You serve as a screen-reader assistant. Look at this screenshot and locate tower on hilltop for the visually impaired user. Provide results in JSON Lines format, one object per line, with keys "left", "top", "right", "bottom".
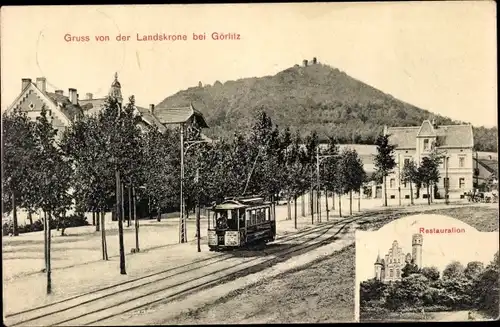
{"left": 412, "top": 233, "right": 423, "bottom": 268}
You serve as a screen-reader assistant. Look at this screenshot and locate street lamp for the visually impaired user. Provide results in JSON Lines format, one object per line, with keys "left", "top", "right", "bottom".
{"left": 179, "top": 138, "right": 212, "bottom": 244}
{"left": 444, "top": 156, "right": 450, "bottom": 205}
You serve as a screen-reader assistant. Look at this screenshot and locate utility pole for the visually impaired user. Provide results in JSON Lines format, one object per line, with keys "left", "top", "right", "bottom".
{"left": 179, "top": 124, "right": 186, "bottom": 243}
{"left": 115, "top": 102, "right": 126, "bottom": 275}
{"left": 398, "top": 154, "right": 402, "bottom": 206}
{"left": 195, "top": 168, "right": 201, "bottom": 252}
{"left": 45, "top": 211, "right": 52, "bottom": 294}
{"left": 133, "top": 187, "right": 139, "bottom": 252}
{"left": 445, "top": 156, "right": 449, "bottom": 205}
{"left": 316, "top": 146, "right": 321, "bottom": 223}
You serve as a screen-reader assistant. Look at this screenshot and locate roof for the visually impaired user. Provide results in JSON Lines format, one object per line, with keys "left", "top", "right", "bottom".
{"left": 387, "top": 121, "right": 474, "bottom": 149}
{"left": 154, "top": 103, "right": 209, "bottom": 128}
{"left": 135, "top": 106, "right": 167, "bottom": 133}
{"left": 45, "top": 92, "right": 84, "bottom": 121}
{"left": 79, "top": 98, "right": 107, "bottom": 116}
{"left": 474, "top": 158, "right": 498, "bottom": 176}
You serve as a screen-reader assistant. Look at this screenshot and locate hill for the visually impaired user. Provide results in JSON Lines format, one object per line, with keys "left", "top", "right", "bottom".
{"left": 157, "top": 61, "right": 498, "bottom": 151}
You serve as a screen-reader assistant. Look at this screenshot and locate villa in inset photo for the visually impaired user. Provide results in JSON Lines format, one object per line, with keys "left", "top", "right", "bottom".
{"left": 355, "top": 214, "right": 499, "bottom": 322}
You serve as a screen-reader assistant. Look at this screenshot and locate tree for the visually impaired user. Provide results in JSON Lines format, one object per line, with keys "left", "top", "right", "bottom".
{"left": 475, "top": 251, "right": 499, "bottom": 317}
{"left": 464, "top": 261, "right": 485, "bottom": 280}
{"left": 323, "top": 136, "right": 340, "bottom": 215}
{"left": 304, "top": 131, "right": 319, "bottom": 221}
{"left": 338, "top": 148, "right": 366, "bottom": 215}
{"left": 421, "top": 266, "right": 440, "bottom": 281}
{"left": 32, "top": 105, "right": 73, "bottom": 294}
{"left": 402, "top": 259, "right": 421, "bottom": 278}
{"left": 442, "top": 260, "right": 465, "bottom": 279}
{"left": 1, "top": 110, "right": 38, "bottom": 235}
{"left": 418, "top": 156, "right": 441, "bottom": 205}
{"left": 401, "top": 160, "right": 419, "bottom": 205}
{"left": 374, "top": 133, "right": 396, "bottom": 206}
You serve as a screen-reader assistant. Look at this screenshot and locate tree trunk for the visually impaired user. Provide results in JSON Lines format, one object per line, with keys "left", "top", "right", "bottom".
{"left": 60, "top": 212, "right": 66, "bottom": 236}
{"left": 325, "top": 189, "right": 329, "bottom": 221}
{"left": 101, "top": 211, "right": 108, "bottom": 260}
{"left": 410, "top": 182, "right": 414, "bottom": 205}
{"left": 128, "top": 186, "right": 132, "bottom": 228}
{"left": 157, "top": 207, "right": 161, "bottom": 222}
{"left": 332, "top": 191, "right": 335, "bottom": 211}
{"left": 301, "top": 193, "right": 305, "bottom": 217}
{"left": 92, "top": 211, "right": 96, "bottom": 226}
{"left": 427, "top": 185, "right": 431, "bottom": 205}
{"left": 349, "top": 190, "right": 353, "bottom": 216}
{"left": 28, "top": 210, "right": 34, "bottom": 227}
{"left": 383, "top": 175, "right": 388, "bottom": 207}
{"left": 96, "top": 209, "right": 101, "bottom": 232}
{"left": 121, "top": 182, "right": 125, "bottom": 226}
{"left": 196, "top": 202, "right": 201, "bottom": 252}
{"left": 338, "top": 193, "right": 342, "bottom": 217}
{"left": 358, "top": 188, "right": 361, "bottom": 212}
{"left": 133, "top": 187, "right": 139, "bottom": 252}
{"left": 294, "top": 195, "right": 298, "bottom": 229}
{"left": 46, "top": 211, "right": 52, "bottom": 294}
{"left": 116, "top": 172, "right": 126, "bottom": 275}
{"left": 310, "top": 191, "right": 314, "bottom": 224}
{"left": 43, "top": 211, "right": 47, "bottom": 272}
{"left": 12, "top": 192, "right": 19, "bottom": 236}
{"left": 416, "top": 186, "right": 420, "bottom": 199}
{"left": 287, "top": 198, "right": 291, "bottom": 220}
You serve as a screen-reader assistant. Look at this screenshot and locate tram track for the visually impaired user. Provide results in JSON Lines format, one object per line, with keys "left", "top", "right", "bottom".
{"left": 5, "top": 214, "right": 369, "bottom": 327}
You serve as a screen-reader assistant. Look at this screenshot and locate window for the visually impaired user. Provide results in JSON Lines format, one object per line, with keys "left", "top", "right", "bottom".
{"left": 389, "top": 269, "right": 393, "bottom": 277}
{"left": 390, "top": 179, "right": 395, "bottom": 188}
{"left": 423, "top": 139, "right": 429, "bottom": 150}
{"left": 459, "top": 156, "right": 465, "bottom": 168}
{"left": 403, "top": 180, "right": 407, "bottom": 188}
{"left": 397, "top": 270, "right": 401, "bottom": 278}
{"left": 443, "top": 177, "right": 449, "bottom": 189}
{"left": 459, "top": 178, "right": 465, "bottom": 189}
{"left": 404, "top": 158, "right": 410, "bottom": 166}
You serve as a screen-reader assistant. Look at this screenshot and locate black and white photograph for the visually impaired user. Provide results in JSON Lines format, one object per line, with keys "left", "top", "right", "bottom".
{"left": 1, "top": 2, "right": 498, "bottom": 325}
{"left": 355, "top": 214, "right": 499, "bottom": 322}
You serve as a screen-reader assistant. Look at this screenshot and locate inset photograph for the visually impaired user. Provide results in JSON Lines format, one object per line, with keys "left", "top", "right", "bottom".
{"left": 355, "top": 214, "right": 499, "bottom": 322}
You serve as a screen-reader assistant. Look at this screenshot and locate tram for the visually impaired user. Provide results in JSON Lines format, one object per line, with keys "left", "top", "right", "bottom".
{"left": 207, "top": 196, "right": 276, "bottom": 251}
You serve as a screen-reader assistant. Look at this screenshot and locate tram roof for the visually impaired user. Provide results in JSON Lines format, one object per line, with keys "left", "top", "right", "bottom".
{"left": 212, "top": 197, "right": 269, "bottom": 210}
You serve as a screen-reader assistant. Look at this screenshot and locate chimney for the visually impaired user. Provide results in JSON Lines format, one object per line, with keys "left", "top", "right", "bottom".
{"left": 149, "top": 104, "right": 155, "bottom": 115}
{"left": 55, "top": 90, "right": 64, "bottom": 95}
{"left": 21, "top": 78, "right": 32, "bottom": 91}
{"left": 312, "top": 57, "right": 317, "bottom": 64}
{"left": 68, "top": 88, "right": 78, "bottom": 105}
{"left": 36, "top": 77, "right": 47, "bottom": 93}
{"left": 86, "top": 93, "right": 93, "bottom": 100}
{"left": 431, "top": 118, "right": 437, "bottom": 129}
{"left": 303, "top": 59, "right": 308, "bottom": 67}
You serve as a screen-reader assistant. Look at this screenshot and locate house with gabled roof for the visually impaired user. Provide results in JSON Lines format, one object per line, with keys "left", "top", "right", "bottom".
{"left": 5, "top": 73, "right": 167, "bottom": 137}
{"left": 386, "top": 119, "right": 474, "bottom": 200}
{"left": 154, "top": 103, "right": 211, "bottom": 142}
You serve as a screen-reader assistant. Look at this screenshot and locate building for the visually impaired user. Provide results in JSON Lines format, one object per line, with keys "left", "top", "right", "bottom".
{"left": 5, "top": 73, "right": 166, "bottom": 136}
{"left": 386, "top": 120, "right": 474, "bottom": 200}
{"left": 3, "top": 73, "right": 169, "bottom": 226}
{"left": 374, "top": 233, "right": 423, "bottom": 283}
{"left": 473, "top": 156, "right": 498, "bottom": 191}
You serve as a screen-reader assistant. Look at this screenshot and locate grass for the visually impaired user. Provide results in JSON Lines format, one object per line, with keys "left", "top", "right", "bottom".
{"left": 357, "top": 204, "right": 498, "bottom": 232}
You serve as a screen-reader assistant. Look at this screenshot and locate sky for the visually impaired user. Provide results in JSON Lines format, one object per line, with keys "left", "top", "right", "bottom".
{"left": 1, "top": 2, "right": 497, "bottom": 127}
{"left": 355, "top": 214, "right": 499, "bottom": 283}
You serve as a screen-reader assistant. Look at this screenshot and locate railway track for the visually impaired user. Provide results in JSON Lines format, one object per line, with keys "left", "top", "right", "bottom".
{"left": 5, "top": 213, "right": 372, "bottom": 327}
